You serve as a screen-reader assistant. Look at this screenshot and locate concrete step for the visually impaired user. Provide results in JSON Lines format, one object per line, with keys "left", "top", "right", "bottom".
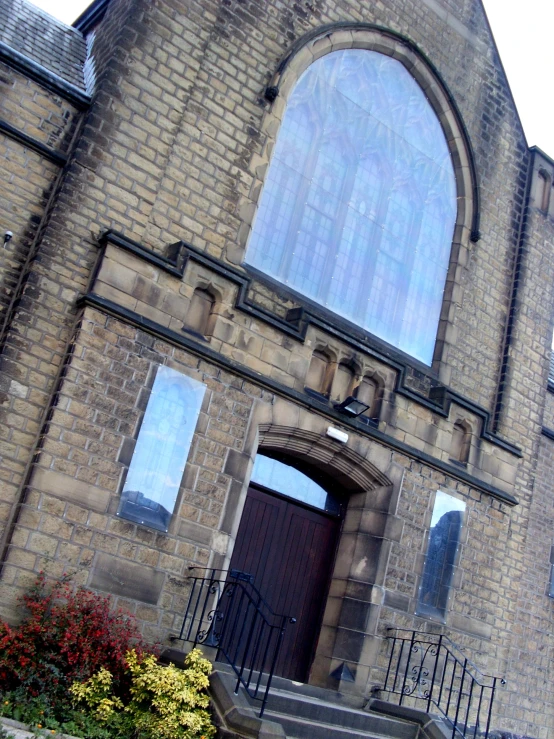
{"left": 261, "top": 689, "right": 417, "bottom": 739}
{"left": 210, "top": 665, "right": 427, "bottom": 739}
{"left": 263, "top": 709, "right": 415, "bottom": 739}
{"left": 259, "top": 674, "right": 364, "bottom": 709}
{"left": 213, "top": 662, "right": 364, "bottom": 709}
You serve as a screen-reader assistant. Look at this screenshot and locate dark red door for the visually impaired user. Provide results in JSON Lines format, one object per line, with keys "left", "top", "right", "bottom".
{"left": 228, "top": 485, "right": 341, "bottom": 682}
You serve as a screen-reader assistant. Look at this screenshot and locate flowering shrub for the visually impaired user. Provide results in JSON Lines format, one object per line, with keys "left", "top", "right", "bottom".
{"left": 0, "top": 574, "right": 148, "bottom": 704}
{"left": 69, "top": 667, "right": 124, "bottom": 722}
{"left": 0, "top": 577, "right": 215, "bottom": 739}
{"left": 70, "top": 648, "right": 216, "bottom": 739}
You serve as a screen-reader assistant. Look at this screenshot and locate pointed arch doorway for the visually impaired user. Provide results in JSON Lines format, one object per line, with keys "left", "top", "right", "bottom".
{"left": 228, "top": 452, "right": 344, "bottom": 682}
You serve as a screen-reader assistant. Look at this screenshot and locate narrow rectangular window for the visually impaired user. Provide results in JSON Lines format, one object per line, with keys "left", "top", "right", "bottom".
{"left": 118, "top": 366, "right": 206, "bottom": 532}
{"left": 417, "top": 491, "right": 466, "bottom": 621}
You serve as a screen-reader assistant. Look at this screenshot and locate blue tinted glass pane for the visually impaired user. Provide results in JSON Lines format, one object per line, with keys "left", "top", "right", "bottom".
{"left": 417, "top": 491, "right": 466, "bottom": 620}
{"left": 245, "top": 49, "right": 457, "bottom": 364}
{"left": 118, "top": 366, "right": 206, "bottom": 532}
{"left": 250, "top": 454, "right": 340, "bottom": 515}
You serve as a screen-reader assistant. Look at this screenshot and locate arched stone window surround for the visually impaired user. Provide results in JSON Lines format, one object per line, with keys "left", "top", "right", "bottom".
{"left": 305, "top": 344, "right": 337, "bottom": 397}
{"left": 355, "top": 370, "right": 385, "bottom": 422}
{"left": 538, "top": 168, "right": 552, "bottom": 214}
{"left": 450, "top": 418, "right": 473, "bottom": 465}
{"left": 331, "top": 358, "right": 361, "bottom": 402}
{"left": 232, "top": 25, "right": 478, "bottom": 378}
{"left": 257, "top": 425, "right": 391, "bottom": 490}
{"left": 183, "top": 281, "right": 221, "bottom": 338}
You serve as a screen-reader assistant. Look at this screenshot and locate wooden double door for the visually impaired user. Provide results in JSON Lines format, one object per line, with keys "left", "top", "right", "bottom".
{"left": 228, "top": 485, "right": 341, "bottom": 682}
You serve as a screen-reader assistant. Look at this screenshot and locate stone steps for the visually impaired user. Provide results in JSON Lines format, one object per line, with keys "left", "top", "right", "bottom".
{"left": 258, "top": 687, "right": 418, "bottom": 739}
{"left": 263, "top": 710, "right": 410, "bottom": 739}
{"left": 210, "top": 665, "right": 448, "bottom": 739}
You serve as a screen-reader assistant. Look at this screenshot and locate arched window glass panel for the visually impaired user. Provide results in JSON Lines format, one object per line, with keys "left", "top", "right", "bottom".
{"left": 245, "top": 50, "right": 457, "bottom": 365}
{"left": 118, "top": 366, "right": 206, "bottom": 532}
{"left": 251, "top": 453, "right": 341, "bottom": 515}
{"left": 417, "top": 491, "right": 466, "bottom": 620}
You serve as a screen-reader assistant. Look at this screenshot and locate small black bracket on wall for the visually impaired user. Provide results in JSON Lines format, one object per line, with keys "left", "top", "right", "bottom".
{"left": 264, "top": 86, "right": 279, "bottom": 102}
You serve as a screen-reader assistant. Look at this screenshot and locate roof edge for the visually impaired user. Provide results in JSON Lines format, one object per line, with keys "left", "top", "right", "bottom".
{"left": 0, "top": 39, "right": 91, "bottom": 107}
{"left": 530, "top": 145, "right": 554, "bottom": 169}
{"left": 73, "top": 0, "right": 110, "bottom": 35}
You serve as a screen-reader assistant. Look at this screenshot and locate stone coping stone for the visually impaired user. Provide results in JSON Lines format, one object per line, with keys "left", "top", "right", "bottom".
{"left": 209, "top": 670, "right": 286, "bottom": 739}
{"left": 369, "top": 699, "right": 451, "bottom": 739}
{"left": 0, "top": 716, "right": 79, "bottom": 739}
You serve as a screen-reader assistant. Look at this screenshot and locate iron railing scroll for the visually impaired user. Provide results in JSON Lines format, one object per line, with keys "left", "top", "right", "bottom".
{"left": 171, "top": 567, "right": 296, "bottom": 717}
{"left": 383, "top": 628, "right": 505, "bottom": 739}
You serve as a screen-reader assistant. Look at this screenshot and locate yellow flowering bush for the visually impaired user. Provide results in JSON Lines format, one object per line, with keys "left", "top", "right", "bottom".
{"left": 125, "top": 648, "right": 215, "bottom": 739}
{"left": 70, "top": 648, "right": 216, "bottom": 739}
{"left": 69, "top": 667, "right": 123, "bottom": 721}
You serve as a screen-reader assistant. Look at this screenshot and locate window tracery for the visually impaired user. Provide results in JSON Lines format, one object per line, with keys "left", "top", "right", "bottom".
{"left": 245, "top": 49, "right": 457, "bottom": 364}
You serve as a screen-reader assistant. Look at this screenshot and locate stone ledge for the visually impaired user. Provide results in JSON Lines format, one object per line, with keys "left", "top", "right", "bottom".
{"left": 0, "top": 717, "right": 78, "bottom": 739}
{"left": 368, "top": 699, "right": 451, "bottom": 739}
{"left": 79, "top": 294, "right": 520, "bottom": 508}
{"left": 29, "top": 467, "right": 111, "bottom": 512}
{"left": 209, "top": 670, "right": 286, "bottom": 739}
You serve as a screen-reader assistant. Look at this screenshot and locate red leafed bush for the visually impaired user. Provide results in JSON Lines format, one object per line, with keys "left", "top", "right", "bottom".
{"left": 0, "top": 573, "right": 149, "bottom": 701}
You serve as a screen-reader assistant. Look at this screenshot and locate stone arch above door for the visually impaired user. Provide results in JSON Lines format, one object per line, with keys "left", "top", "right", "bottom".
{"left": 219, "top": 397, "right": 405, "bottom": 695}
{"left": 258, "top": 425, "right": 391, "bottom": 493}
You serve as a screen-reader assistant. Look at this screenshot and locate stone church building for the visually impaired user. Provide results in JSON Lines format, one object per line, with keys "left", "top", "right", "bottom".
{"left": 1, "top": 0, "right": 554, "bottom": 735}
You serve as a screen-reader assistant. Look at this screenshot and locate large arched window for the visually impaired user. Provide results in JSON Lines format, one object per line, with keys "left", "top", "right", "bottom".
{"left": 245, "top": 50, "right": 457, "bottom": 365}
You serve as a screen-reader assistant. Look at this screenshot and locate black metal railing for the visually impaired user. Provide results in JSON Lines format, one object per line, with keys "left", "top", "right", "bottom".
{"left": 171, "top": 567, "right": 296, "bottom": 717}
{"left": 383, "top": 629, "right": 505, "bottom": 739}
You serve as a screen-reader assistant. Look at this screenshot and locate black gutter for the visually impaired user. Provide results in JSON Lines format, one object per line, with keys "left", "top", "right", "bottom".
{"left": 493, "top": 149, "right": 534, "bottom": 431}
{"left": 0, "top": 118, "right": 68, "bottom": 166}
{"left": 73, "top": 0, "right": 110, "bottom": 35}
{"left": 0, "top": 41, "right": 91, "bottom": 109}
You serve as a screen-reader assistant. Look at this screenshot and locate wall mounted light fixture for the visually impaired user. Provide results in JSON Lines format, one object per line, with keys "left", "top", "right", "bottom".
{"left": 334, "top": 396, "right": 370, "bottom": 418}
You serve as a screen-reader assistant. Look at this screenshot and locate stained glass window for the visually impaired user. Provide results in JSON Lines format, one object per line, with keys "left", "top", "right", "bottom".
{"left": 118, "top": 366, "right": 206, "bottom": 532}
{"left": 417, "top": 491, "right": 466, "bottom": 620}
{"left": 245, "top": 50, "right": 457, "bottom": 365}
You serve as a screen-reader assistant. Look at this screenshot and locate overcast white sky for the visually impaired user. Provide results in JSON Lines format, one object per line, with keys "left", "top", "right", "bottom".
{"left": 28, "top": 0, "right": 554, "bottom": 158}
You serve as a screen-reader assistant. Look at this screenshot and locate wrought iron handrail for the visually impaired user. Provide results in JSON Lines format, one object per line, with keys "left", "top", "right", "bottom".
{"left": 382, "top": 628, "right": 505, "bottom": 739}
{"left": 171, "top": 567, "right": 296, "bottom": 717}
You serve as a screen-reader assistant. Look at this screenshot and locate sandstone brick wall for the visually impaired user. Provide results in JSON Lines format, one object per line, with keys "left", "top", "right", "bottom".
{"left": 543, "top": 391, "right": 554, "bottom": 428}
{"left": 0, "top": 62, "right": 80, "bottom": 320}
{"left": 1, "top": 0, "right": 554, "bottom": 736}
{"left": 511, "top": 432, "right": 554, "bottom": 736}
{"left": 1, "top": 0, "right": 528, "bottom": 534}
{"left": 1, "top": 305, "right": 268, "bottom": 638}
{"left": 494, "top": 155, "right": 554, "bottom": 737}
{"left": 3, "top": 292, "right": 530, "bottom": 730}
{"left": 0, "top": 296, "right": 514, "bottom": 672}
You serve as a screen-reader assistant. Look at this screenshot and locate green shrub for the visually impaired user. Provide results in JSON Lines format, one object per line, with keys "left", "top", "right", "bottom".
{"left": 0, "top": 577, "right": 216, "bottom": 739}
{"left": 0, "top": 688, "right": 113, "bottom": 738}
{"left": 70, "top": 648, "right": 216, "bottom": 739}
